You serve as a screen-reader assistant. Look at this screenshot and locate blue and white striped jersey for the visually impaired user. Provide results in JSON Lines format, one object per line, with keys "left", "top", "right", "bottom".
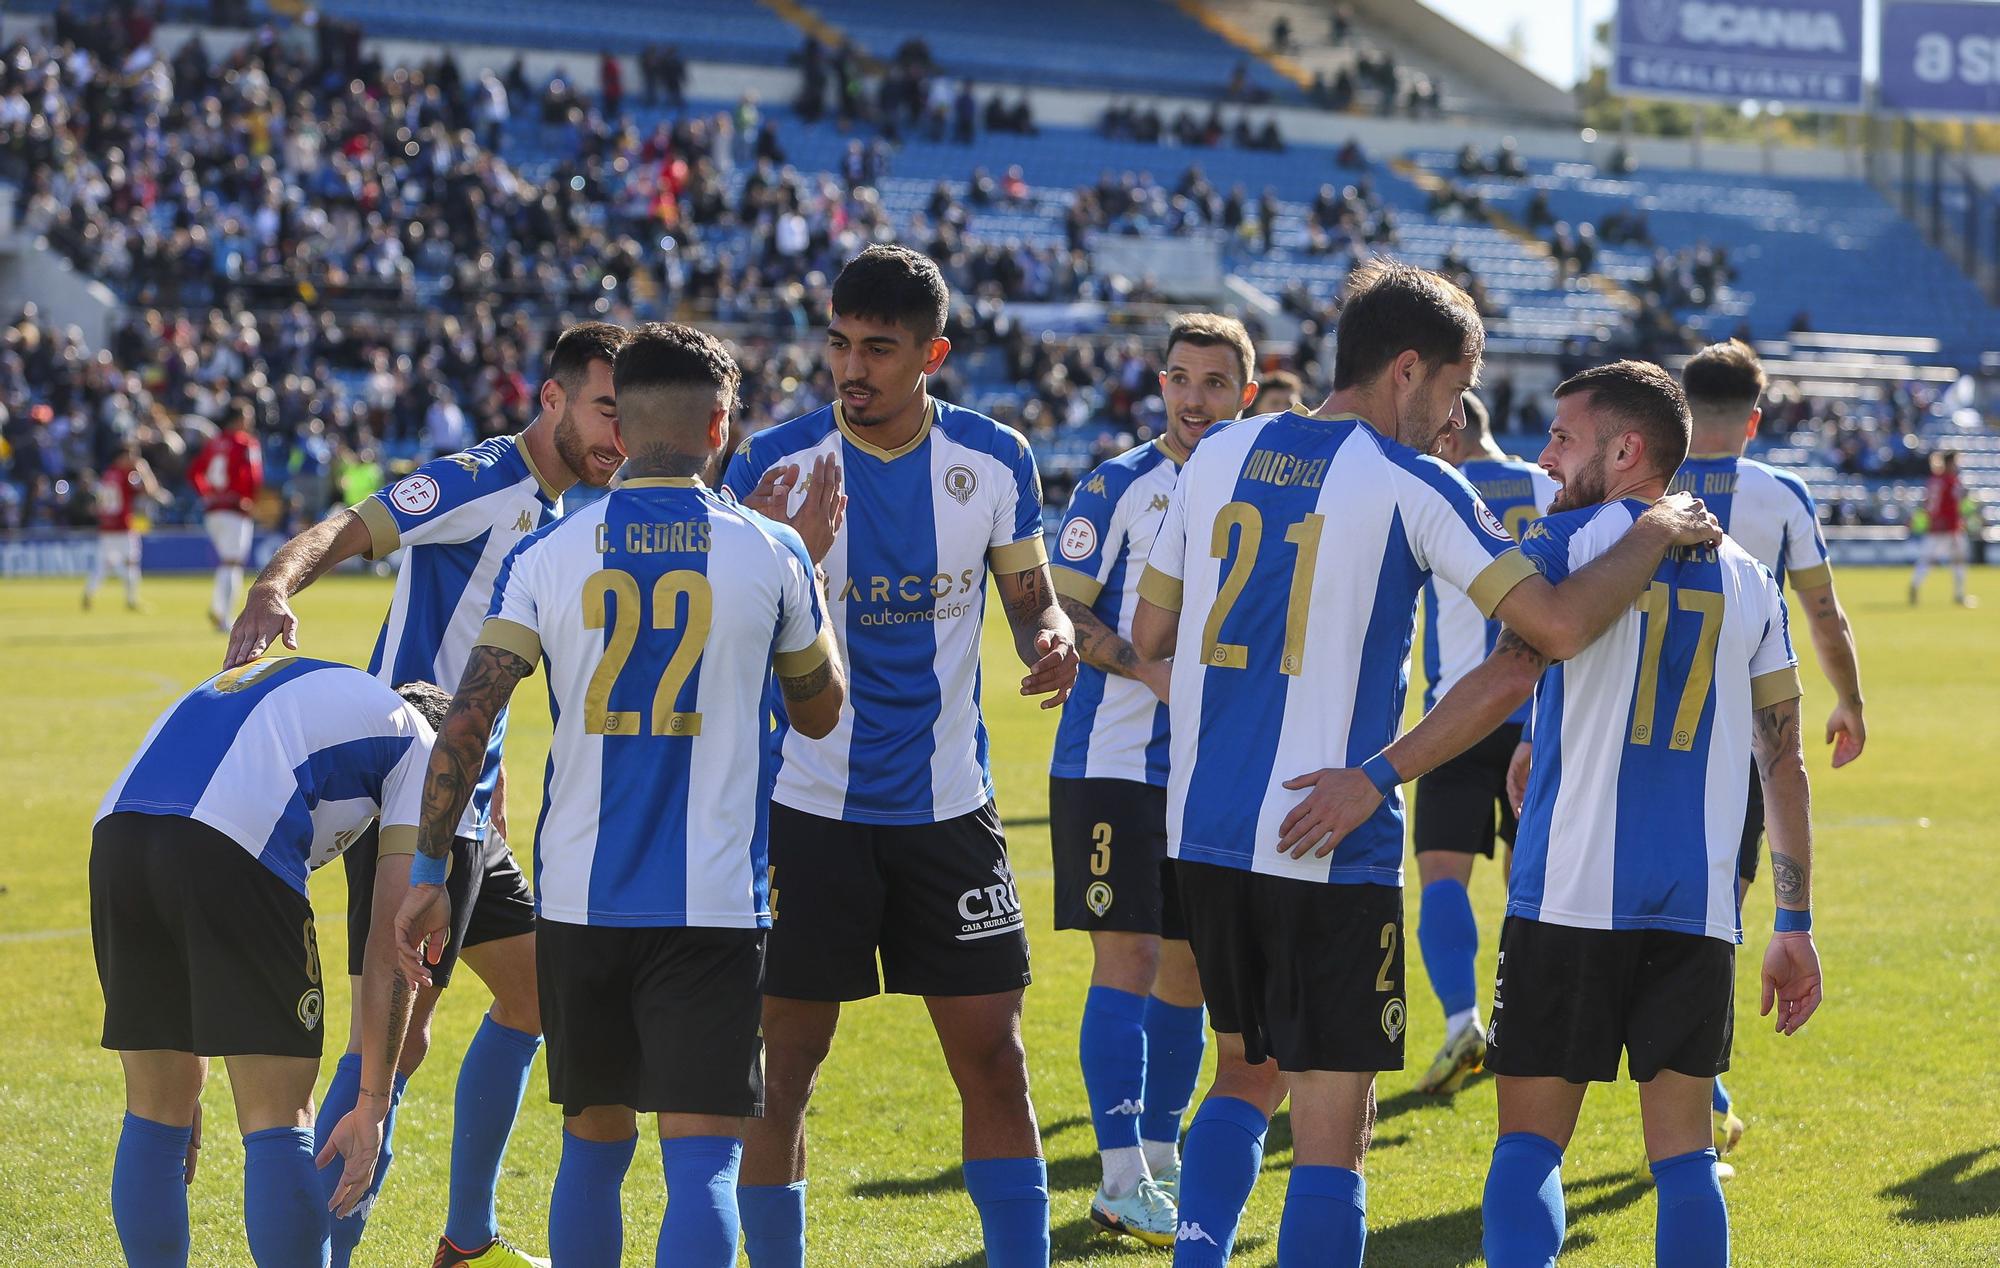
{"left": 356, "top": 434, "right": 562, "bottom": 840}
{"left": 1049, "top": 437, "right": 1186, "bottom": 786}
{"left": 1670, "top": 454, "right": 1831, "bottom": 589}
{"left": 1511, "top": 500, "right": 1800, "bottom": 943}
{"left": 722, "top": 398, "right": 1046, "bottom": 825}
{"left": 1421, "top": 458, "right": 1557, "bottom": 722}
{"left": 97, "top": 657, "right": 434, "bottom": 895}
{"left": 1141, "top": 412, "right": 1539, "bottom": 885}
{"left": 480, "top": 478, "right": 832, "bottom": 929}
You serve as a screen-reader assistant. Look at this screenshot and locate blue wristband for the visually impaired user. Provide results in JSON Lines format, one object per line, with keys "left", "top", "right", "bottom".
{"left": 410, "top": 851, "right": 449, "bottom": 887}
{"left": 1361, "top": 752, "right": 1402, "bottom": 798}
{"left": 1774, "top": 907, "right": 1812, "bottom": 933}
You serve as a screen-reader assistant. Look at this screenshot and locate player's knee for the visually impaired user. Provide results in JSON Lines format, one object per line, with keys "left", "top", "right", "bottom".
{"left": 950, "top": 1025, "right": 1031, "bottom": 1100}
{"left": 488, "top": 977, "right": 543, "bottom": 1037}
{"left": 1090, "top": 932, "right": 1161, "bottom": 993}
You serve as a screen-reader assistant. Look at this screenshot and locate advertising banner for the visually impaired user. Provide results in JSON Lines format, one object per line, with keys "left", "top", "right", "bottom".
{"left": 1613, "top": 0, "right": 1866, "bottom": 108}
{"left": 1880, "top": 1, "right": 2000, "bottom": 118}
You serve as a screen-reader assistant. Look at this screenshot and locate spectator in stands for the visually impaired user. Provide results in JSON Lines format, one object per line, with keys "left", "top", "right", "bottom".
{"left": 1338, "top": 137, "right": 1367, "bottom": 168}
{"left": 599, "top": 50, "right": 623, "bottom": 117}
{"left": 1272, "top": 16, "right": 1295, "bottom": 53}
{"left": 796, "top": 37, "right": 827, "bottom": 122}
{"left": 953, "top": 79, "right": 977, "bottom": 144}
{"left": 1250, "top": 370, "right": 1302, "bottom": 416}
{"left": 1525, "top": 189, "right": 1555, "bottom": 230}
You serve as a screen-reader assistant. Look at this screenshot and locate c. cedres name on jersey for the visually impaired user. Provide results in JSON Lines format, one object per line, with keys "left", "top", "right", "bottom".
{"left": 594, "top": 519, "right": 714, "bottom": 554}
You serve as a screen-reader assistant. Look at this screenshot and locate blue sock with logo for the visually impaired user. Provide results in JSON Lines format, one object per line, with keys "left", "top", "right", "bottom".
{"left": 549, "top": 1131, "right": 636, "bottom": 1267}
{"left": 1278, "top": 1166, "right": 1366, "bottom": 1268}
{"left": 659, "top": 1136, "right": 744, "bottom": 1267}
{"left": 1652, "top": 1147, "right": 1728, "bottom": 1267}
{"left": 1711, "top": 1077, "right": 1731, "bottom": 1116}
{"left": 1140, "top": 996, "right": 1206, "bottom": 1167}
{"left": 737, "top": 1181, "right": 808, "bottom": 1268}
{"left": 1483, "top": 1132, "right": 1565, "bottom": 1268}
{"left": 324, "top": 1067, "right": 410, "bottom": 1266}
{"left": 112, "top": 1113, "right": 192, "bottom": 1268}
{"left": 962, "top": 1156, "right": 1050, "bottom": 1268}
{"left": 444, "top": 1015, "right": 542, "bottom": 1249}
{"left": 1418, "top": 878, "right": 1479, "bottom": 1019}
{"left": 243, "top": 1126, "right": 328, "bottom": 1267}
{"left": 1173, "top": 1095, "right": 1269, "bottom": 1267}
{"left": 1081, "top": 986, "right": 1147, "bottom": 1154}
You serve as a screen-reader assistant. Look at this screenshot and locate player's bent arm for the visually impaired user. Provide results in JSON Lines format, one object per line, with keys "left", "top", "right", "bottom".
{"left": 226, "top": 508, "right": 374, "bottom": 667}
{"left": 418, "top": 645, "right": 532, "bottom": 864}
{"left": 997, "top": 562, "right": 1081, "bottom": 707}
{"left": 321, "top": 848, "right": 420, "bottom": 1215}
{"left": 1795, "top": 578, "right": 1866, "bottom": 764}
{"left": 777, "top": 633, "right": 847, "bottom": 740}
{"left": 1493, "top": 496, "right": 1714, "bottom": 661}
{"left": 1383, "top": 629, "right": 1547, "bottom": 783}
{"left": 1130, "top": 566, "right": 1182, "bottom": 661}
{"left": 1750, "top": 687, "right": 1823, "bottom": 1035}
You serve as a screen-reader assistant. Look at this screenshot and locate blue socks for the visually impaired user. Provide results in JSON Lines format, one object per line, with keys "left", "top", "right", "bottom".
{"left": 1141, "top": 995, "right": 1206, "bottom": 1161}
{"left": 1483, "top": 1132, "right": 1565, "bottom": 1268}
{"left": 243, "top": 1126, "right": 328, "bottom": 1267}
{"left": 314, "top": 1054, "right": 410, "bottom": 1266}
{"left": 962, "top": 1156, "right": 1050, "bottom": 1267}
{"left": 1278, "top": 1166, "right": 1366, "bottom": 1268}
{"left": 1712, "top": 1077, "right": 1732, "bottom": 1116}
{"left": 1080, "top": 986, "right": 1147, "bottom": 1151}
{"left": 549, "top": 1131, "right": 636, "bottom": 1268}
{"left": 112, "top": 1113, "right": 192, "bottom": 1268}
{"left": 1652, "top": 1147, "right": 1728, "bottom": 1267}
{"left": 659, "top": 1136, "right": 744, "bottom": 1267}
{"left": 738, "top": 1181, "right": 808, "bottom": 1268}
{"left": 445, "top": 1016, "right": 543, "bottom": 1249}
{"left": 1174, "top": 1095, "right": 1270, "bottom": 1267}
{"left": 1418, "top": 878, "right": 1480, "bottom": 1019}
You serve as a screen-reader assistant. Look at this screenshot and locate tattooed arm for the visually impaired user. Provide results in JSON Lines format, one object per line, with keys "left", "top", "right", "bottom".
{"left": 1059, "top": 593, "right": 1171, "bottom": 702}
{"left": 778, "top": 644, "right": 848, "bottom": 739}
{"left": 1795, "top": 579, "right": 1865, "bottom": 767}
{"left": 995, "top": 563, "right": 1080, "bottom": 709}
{"left": 1751, "top": 691, "right": 1823, "bottom": 1035}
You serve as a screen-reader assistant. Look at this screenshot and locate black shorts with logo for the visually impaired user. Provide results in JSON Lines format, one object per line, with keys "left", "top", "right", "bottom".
{"left": 763, "top": 800, "right": 1032, "bottom": 1001}
{"left": 1737, "top": 763, "right": 1765, "bottom": 884}
{"left": 93, "top": 812, "right": 327, "bottom": 1058}
{"left": 1484, "top": 916, "right": 1734, "bottom": 1084}
{"left": 538, "top": 920, "right": 766, "bottom": 1118}
{"left": 1050, "top": 776, "right": 1187, "bottom": 939}
{"left": 1177, "top": 860, "right": 1405, "bottom": 1073}
{"left": 344, "top": 824, "right": 537, "bottom": 987}
{"left": 1413, "top": 722, "right": 1523, "bottom": 857}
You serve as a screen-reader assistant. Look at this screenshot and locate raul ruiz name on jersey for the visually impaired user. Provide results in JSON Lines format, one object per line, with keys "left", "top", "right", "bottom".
{"left": 595, "top": 520, "right": 713, "bottom": 554}
{"left": 839, "top": 568, "right": 982, "bottom": 627}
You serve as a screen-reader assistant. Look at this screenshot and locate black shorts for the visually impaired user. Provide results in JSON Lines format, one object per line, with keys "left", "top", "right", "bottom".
{"left": 1050, "top": 777, "right": 1187, "bottom": 939}
{"left": 344, "top": 825, "right": 536, "bottom": 987}
{"left": 538, "top": 920, "right": 766, "bottom": 1118}
{"left": 92, "top": 812, "right": 327, "bottom": 1058}
{"left": 763, "top": 800, "right": 1032, "bottom": 1001}
{"left": 1484, "top": 916, "right": 1734, "bottom": 1084}
{"left": 1413, "top": 722, "right": 1523, "bottom": 857}
{"left": 1737, "top": 763, "right": 1764, "bottom": 884}
{"left": 1177, "top": 860, "right": 1405, "bottom": 1073}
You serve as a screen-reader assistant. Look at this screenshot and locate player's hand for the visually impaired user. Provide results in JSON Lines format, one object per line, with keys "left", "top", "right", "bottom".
{"left": 393, "top": 881, "right": 452, "bottom": 989}
{"left": 1022, "top": 628, "right": 1078, "bottom": 708}
{"left": 224, "top": 584, "right": 299, "bottom": 668}
{"left": 314, "top": 1103, "right": 386, "bottom": 1218}
{"left": 1760, "top": 930, "right": 1823, "bottom": 1036}
{"left": 183, "top": 1101, "right": 201, "bottom": 1186}
{"left": 1134, "top": 657, "right": 1171, "bottom": 704}
{"left": 743, "top": 457, "right": 847, "bottom": 563}
{"left": 1825, "top": 701, "right": 1865, "bottom": 768}
{"left": 1506, "top": 741, "right": 1533, "bottom": 815}
{"left": 488, "top": 765, "right": 510, "bottom": 845}
{"left": 1642, "top": 491, "right": 1723, "bottom": 548}
{"left": 1276, "top": 767, "right": 1381, "bottom": 859}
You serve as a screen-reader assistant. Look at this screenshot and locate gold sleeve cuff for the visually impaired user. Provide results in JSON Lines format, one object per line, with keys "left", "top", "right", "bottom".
{"left": 1138, "top": 565, "right": 1183, "bottom": 612}
{"left": 1051, "top": 566, "right": 1104, "bottom": 606}
{"left": 375, "top": 824, "right": 419, "bottom": 859}
{"left": 1467, "top": 550, "right": 1541, "bottom": 619}
{"left": 1788, "top": 563, "right": 1832, "bottom": 592}
{"left": 774, "top": 627, "right": 835, "bottom": 678}
{"left": 477, "top": 618, "right": 542, "bottom": 665}
{"left": 1751, "top": 666, "right": 1803, "bottom": 709}
{"left": 354, "top": 496, "right": 400, "bottom": 561}
{"left": 989, "top": 536, "right": 1049, "bottom": 575}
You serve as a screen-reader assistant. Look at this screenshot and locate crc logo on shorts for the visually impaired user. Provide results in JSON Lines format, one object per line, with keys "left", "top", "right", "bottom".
{"left": 297, "top": 988, "right": 323, "bottom": 1031}
{"left": 1476, "top": 501, "right": 1511, "bottom": 541}
{"left": 956, "top": 858, "right": 1024, "bottom": 941}
{"left": 943, "top": 465, "right": 978, "bottom": 505}
{"left": 1085, "top": 881, "right": 1114, "bottom": 917}
{"left": 1059, "top": 517, "right": 1098, "bottom": 562}
{"left": 390, "top": 474, "right": 442, "bottom": 515}
{"left": 1380, "top": 997, "right": 1406, "bottom": 1042}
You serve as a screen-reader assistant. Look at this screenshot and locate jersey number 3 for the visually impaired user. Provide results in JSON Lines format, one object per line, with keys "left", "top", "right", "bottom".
{"left": 582, "top": 568, "right": 713, "bottom": 737}
{"left": 1202, "top": 501, "right": 1326, "bottom": 676}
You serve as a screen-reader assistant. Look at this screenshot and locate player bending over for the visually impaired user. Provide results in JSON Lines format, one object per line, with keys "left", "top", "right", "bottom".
{"left": 92, "top": 659, "right": 443, "bottom": 1266}
{"left": 395, "top": 322, "right": 846, "bottom": 1268}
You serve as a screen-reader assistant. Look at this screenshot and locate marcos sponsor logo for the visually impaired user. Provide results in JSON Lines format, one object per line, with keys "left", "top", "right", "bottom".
{"left": 839, "top": 569, "right": 982, "bottom": 627}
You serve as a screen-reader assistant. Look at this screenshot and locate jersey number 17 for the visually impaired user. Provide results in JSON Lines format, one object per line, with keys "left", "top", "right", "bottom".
{"left": 1629, "top": 581, "right": 1722, "bottom": 753}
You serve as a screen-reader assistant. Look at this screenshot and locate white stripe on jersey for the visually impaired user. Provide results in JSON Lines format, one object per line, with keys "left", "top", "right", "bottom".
{"left": 1424, "top": 460, "right": 1557, "bottom": 709}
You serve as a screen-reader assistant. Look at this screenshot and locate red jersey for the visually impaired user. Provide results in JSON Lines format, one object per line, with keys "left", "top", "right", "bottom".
{"left": 95, "top": 460, "right": 141, "bottom": 532}
{"left": 192, "top": 430, "right": 263, "bottom": 514}
{"left": 1927, "top": 470, "right": 1963, "bottom": 534}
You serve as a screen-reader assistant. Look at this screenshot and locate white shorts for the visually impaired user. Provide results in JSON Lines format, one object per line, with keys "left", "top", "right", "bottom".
{"left": 98, "top": 531, "right": 139, "bottom": 571}
{"left": 1923, "top": 532, "right": 1966, "bottom": 565}
{"left": 204, "top": 510, "right": 254, "bottom": 565}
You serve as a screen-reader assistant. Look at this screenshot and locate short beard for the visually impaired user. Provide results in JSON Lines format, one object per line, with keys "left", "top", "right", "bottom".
{"left": 553, "top": 406, "right": 614, "bottom": 488}
{"left": 1548, "top": 451, "right": 1608, "bottom": 512}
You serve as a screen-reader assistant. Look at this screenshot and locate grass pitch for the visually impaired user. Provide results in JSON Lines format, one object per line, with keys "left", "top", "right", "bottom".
{"left": 1, "top": 567, "right": 1997, "bottom": 1265}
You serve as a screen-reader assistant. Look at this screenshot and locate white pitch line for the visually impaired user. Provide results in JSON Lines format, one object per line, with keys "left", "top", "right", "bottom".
{"left": 0, "top": 927, "right": 88, "bottom": 944}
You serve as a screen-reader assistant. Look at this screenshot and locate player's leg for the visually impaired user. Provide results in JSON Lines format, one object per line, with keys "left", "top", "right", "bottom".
{"left": 1413, "top": 728, "right": 1512, "bottom": 1094}
{"left": 926, "top": 990, "right": 1049, "bottom": 1266}
{"left": 83, "top": 533, "right": 108, "bottom": 609}
{"left": 541, "top": 920, "right": 644, "bottom": 1267}
{"left": 1141, "top": 930, "right": 1206, "bottom": 1191}
{"left": 1485, "top": 1076, "right": 1589, "bottom": 1268}
{"left": 204, "top": 511, "right": 240, "bottom": 629}
{"left": 1630, "top": 930, "right": 1737, "bottom": 1265}
{"left": 226, "top": 1053, "right": 329, "bottom": 1268}
{"left": 658, "top": 1114, "right": 750, "bottom": 1268}
{"left": 1640, "top": 1073, "right": 1729, "bottom": 1266}
{"left": 1951, "top": 532, "right": 1972, "bottom": 604}
{"left": 1278, "top": 1070, "right": 1377, "bottom": 1268}
{"left": 738, "top": 995, "right": 840, "bottom": 1266}
{"left": 1083, "top": 931, "right": 1161, "bottom": 1194}
{"left": 123, "top": 531, "right": 143, "bottom": 608}
{"left": 113, "top": 1051, "right": 206, "bottom": 1268}
{"left": 445, "top": 925, "right": 545, "bottom": 1255}
{"left": 1911, "top": 531, "right": 1938, "bottom": 601}
{"left": 554, "top": 1106, "right": 639, "bottom": 1267}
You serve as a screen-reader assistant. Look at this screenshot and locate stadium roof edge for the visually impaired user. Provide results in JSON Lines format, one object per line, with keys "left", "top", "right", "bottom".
{"left": 1347, "top": 0, "right": 1575, "bottom": 120}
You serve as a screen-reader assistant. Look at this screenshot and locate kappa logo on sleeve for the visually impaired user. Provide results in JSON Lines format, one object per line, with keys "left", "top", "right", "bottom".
{"left": 390, "top": 474, "right": 441, "bottom": 515}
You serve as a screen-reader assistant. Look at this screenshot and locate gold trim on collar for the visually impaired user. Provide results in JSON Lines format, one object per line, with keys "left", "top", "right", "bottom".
{"left": 835, "top": 398, "right": 934, "bottom": 461}
{"left": 620, "top": 477, "right": 704, "bottom": 488}
{"left": 1686, "top": 452, "right": 1741, "bottom": 461}
{"left": 516, "top": 435, "right": 565, "bottom": 502}
{"left": 1155, "top": 433, "right": 1189, "bottom": 465}
{"left": 1300, "top": 410, "right": 1362, "bottom": 425}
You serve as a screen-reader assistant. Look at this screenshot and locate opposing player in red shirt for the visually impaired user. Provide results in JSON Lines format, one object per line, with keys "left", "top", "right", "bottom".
{"left": 1910, "top": 449, "right": 1975, "bottom": 607}
{"left": 83, "top": 438, "right": 163, "bottom": 612}
{"left": 191, "top": 400, "right": 265, "bottom": 631}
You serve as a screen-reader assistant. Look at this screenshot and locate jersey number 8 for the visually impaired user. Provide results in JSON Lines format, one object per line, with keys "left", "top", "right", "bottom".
{"left": 581, "top": 567, "right": 713, "bottom": 737}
